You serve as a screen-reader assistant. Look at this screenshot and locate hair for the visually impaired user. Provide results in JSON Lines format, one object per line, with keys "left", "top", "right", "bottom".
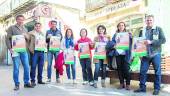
{"left": 97, "top": 25, "right": 106, "bottom": 35}
{"left": 16, "top": 14, "right": 24, "bottom": 20}
{"left": 50, "top": 20, "right": 57, "bottom": 24}
{"left": 116, "top": 22, "right": 127, "bottom": 33}
{"left": 34, "top": 22, "right": 41, "bottom": 26}
{"left": 145, "top": 14, "right": 154, "bottom": 19}
{"left": 80, "top": 28, "right": 88, "bottom": 37}
{"left": 65, "top": 28, "right": 74, "bottom": 39}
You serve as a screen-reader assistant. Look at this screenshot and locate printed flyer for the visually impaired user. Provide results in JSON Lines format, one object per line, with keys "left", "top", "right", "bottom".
{"left": 49, "top": 36, "right": 61, "bottom": 51}
{"left": 79, "top": 42, "right": 90, "bottom": 59}
{"left": 93, "top": 42, "right": 106, "bottom": 59}
{"left": 12, "top": 35, "right": 26, "bottom": 52}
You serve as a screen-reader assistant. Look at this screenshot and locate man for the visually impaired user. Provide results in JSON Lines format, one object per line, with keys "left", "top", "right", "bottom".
{"left": 6, "top": 15, "right": 34, "bottom": 90}
{"left": 29, "top": 22, "right": 46, "bottom": 86}
{"left": 134, "top": 15, "right": 166, "bottom": 95}
{"left": 46, "top": 20, "right": 63, "bottom": 83}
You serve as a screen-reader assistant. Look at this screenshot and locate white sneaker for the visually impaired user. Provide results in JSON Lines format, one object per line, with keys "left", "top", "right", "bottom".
{"left": 73, "top": 80, "right": 77, "bottom": 84}
{"left": 89, "top": 81, "right": 94, "bottom": 86}
{"left": 101, "top": 80, "right": 106, "bottom": 88}
{"left": 47, "top": 79, "right": 51, "bottom": 83}
{"left": 66, "top": 79, "right": 71, "bottom": 83}
{"left": 82, "top": 81, "right": 88, "bottom": 85}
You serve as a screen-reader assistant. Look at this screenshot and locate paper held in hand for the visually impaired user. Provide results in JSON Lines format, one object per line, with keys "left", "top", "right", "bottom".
{"left": 35, "top": 35, "right": 46, "bottom": 51}
{"left": 132, "top": 37, "right": 147, "bottom": 57}
{"left": 49, "top": 36, "right": 61, "bottom": 51}
{"left": 93, "top": 42, "right": 106, "bottom": 59}
{"left": 12, "top": 35, "right": 26, "bottom": 52}
{"left": 115, "top": 32, "right": 129, "bottom": 50}
{"left": 79, "top": 42, "right": 90, "bottom": 59}
{"left": 64, "top": 49, "right": 74, "bottom": 64}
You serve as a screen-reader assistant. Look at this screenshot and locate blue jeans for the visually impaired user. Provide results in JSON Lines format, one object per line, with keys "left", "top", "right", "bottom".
{"left": 30, "top": 51, "right": 44, "bottom": 83}
{"left": 80, "top": 58, "right": 93, "bottom": 82}
{"left": 12, "top": 52, "right": 30, "bottom": 86}
{"left": 94, "top": 59, "right": 107, "bottom": 81}
{"left": 47, "top": 51, "right": 59, "bottom": 79}
{"left": 139, "top": 54, "right": 161, "bottom": 90}
{"left": 66, "top": 57, "right": 76, "bottom": 80}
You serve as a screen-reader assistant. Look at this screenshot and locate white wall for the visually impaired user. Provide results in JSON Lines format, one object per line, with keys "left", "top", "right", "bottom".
{"left": 147, "top": 0, "right": 170, "bottom": 55}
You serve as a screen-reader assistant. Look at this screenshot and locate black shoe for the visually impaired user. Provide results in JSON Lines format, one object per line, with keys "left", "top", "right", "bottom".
{"left": 134, "top": 88, "right": 146, "bottom": 93}
{"left": 24, "top": 83, "right": 34, "bottom": 88}
{"left": 93, "top": 83, "right": 97, "bottom": 88}
{"left": 153, "top": 89, "right": 159, "bottom": 95}
{"left": 14, "top": 85, "right": 19, "bottom": 91}
{"left": 31, "top": 82, "right": 36, "bottom": 87}
{"left": 38, "top": 81, "right": 46, "bottom": 84}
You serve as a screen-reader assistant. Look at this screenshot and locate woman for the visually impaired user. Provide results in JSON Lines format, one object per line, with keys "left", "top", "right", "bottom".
{"left": 111, "top": 22, "right": 132, "bottom": 90}
{"left": 75, "top": 28, "right": 94, "bottom": 86}
{"left": 61, "top": 28, "right": 76, "bottom": 84}
{"left": 93, "top": 25, "right": 110, "bottom": 88}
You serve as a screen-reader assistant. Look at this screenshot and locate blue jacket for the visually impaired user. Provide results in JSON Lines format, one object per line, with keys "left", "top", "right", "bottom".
{"left": 46, "top": 28, "right": 63, "bottom": 50}
{"left": 139, "top": 26, "right": 166, "bottom": 57}
{"left": 107, "top": 32, "right": 132, "bottom": 63}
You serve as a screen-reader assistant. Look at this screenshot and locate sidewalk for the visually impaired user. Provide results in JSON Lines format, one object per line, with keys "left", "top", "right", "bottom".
{"left": 0, "top": 64, "right": 170, "bottom": 96}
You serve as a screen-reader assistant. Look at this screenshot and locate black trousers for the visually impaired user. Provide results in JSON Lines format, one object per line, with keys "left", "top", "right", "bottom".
{"left": 116, "top": 55, "right": 131, "bottom": 85}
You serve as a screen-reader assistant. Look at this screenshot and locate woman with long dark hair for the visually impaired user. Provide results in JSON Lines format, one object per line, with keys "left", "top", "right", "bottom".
{"left": 111, "top": 22, "right": 132, "bottom": 90}
{"left": 61, "top": 28, "right": 76, "bottom": 84}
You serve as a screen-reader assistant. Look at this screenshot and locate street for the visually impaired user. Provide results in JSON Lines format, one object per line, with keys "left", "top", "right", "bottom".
{"left": 1, "top": 64, "right": 170, "bottom": 96}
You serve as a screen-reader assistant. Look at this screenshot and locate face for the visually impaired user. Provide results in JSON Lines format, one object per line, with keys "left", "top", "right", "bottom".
{"left": 16, "top": 16, "right": 25, "bottom": 26}
{"left": 51, "top": 22, "right": 57, "bottom": 30}
{"left": 80, "top": 29, "right": 87, "bottom": 38}
{"left": 66, "top": 29, "right": 72, "bottom": 38}
{"left": 34, "top": 24, "right": 41, "bottom": 32}
{"left": 118, "top": 22, "right": 125, "bottom": 32}
{"left": 98, "top": 27, "right": 105, "bottom": 36}
{"left": 146, "top": 16, "right": 154, "bottom": 28}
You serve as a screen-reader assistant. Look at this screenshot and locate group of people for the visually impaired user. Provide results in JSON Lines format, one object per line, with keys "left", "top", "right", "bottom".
{"left": 6, "top": 14, "right": 166, "bottom": 95}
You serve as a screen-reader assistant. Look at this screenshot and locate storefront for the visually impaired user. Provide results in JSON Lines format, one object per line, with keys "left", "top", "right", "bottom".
{"left": 83, "top": 0, "right": 145, "bottom": 37}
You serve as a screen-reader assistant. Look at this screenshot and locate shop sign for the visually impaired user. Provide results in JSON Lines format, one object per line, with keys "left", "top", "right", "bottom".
{"left": 34, "top": 4, "right": 52, "bottom": 17}
{"left": 86, "top": 0, "right": 141, "bottom": 21}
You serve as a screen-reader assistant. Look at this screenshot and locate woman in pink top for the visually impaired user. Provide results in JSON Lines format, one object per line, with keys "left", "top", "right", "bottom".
{"left": 75, "top": 28, "right": 94, "bottom": 86}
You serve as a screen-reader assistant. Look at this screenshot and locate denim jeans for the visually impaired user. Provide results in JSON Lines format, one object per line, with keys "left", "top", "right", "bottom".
{"left": 139, "top": 53, "right": 161, "bottom": 90}
{"left": 94, "top": 59, "right": 107, "bottom": 81}
{"left": 30, "top": 51, "right": 44, "bottom": 83}
{"left": 47, "top": 51, "right": 59, "bottom": 79}
{"left": 80, "top": 58, "right": 93, "bottom": 82}
{"left": 12, "top": 52, "right": 30, "bottom": 86}
{"left": 66, "top": 57, "right": 76, "bottom": 80}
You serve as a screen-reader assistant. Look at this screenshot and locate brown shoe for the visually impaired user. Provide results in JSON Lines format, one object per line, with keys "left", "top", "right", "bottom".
{"left": 125, "top": 85, "right": 130, "bottom": 90}
{"left": 117, "top": 84, "right": 125, "bottom": 89}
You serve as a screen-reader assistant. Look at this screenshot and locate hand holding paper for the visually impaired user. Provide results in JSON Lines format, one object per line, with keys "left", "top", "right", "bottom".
{"left": 47, "top": 34, "right": 52, "bottom": 39}
{"left": 144, "top": 40, "right": 152, "bottom": 45}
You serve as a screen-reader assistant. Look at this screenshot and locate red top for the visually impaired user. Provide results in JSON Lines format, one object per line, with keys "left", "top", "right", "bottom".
{"left": 74, "top": 37, "right": 93, "bottom": 58}
{"left": 54, "top": 52, "right": 64, "bottom": 75}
